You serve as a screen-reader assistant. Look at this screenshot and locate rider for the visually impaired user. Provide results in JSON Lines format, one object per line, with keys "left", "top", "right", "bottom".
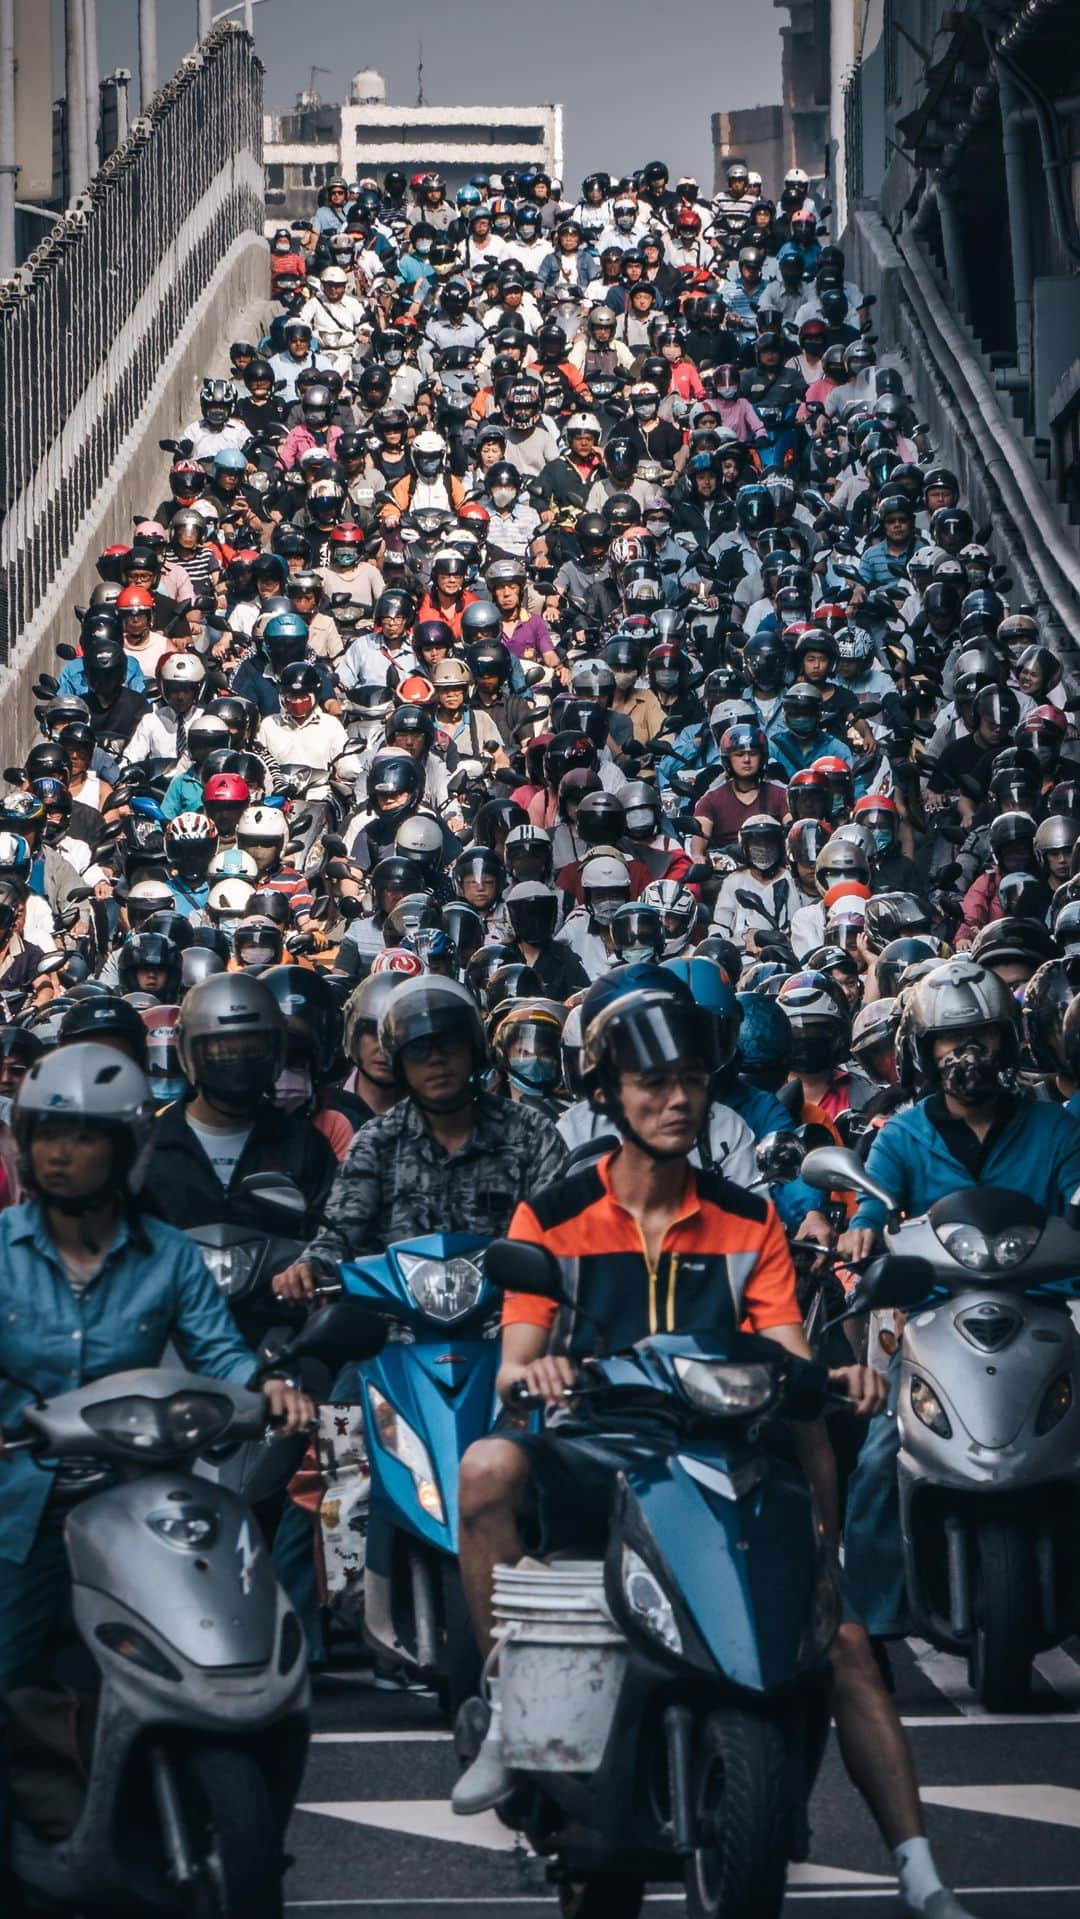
{"left": 451, "top": 980, "right": 976, "bottom": 1918}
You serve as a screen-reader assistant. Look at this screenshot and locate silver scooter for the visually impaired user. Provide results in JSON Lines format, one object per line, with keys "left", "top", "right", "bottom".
{"left": 803, "top": 1145, "right": 1080, "bottom": 1710}
{"left": 4, "top": 1366, "right": 310, "bottom": 1916}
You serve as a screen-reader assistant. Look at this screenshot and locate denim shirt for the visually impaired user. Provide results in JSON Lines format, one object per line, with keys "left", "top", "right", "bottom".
{"left": 0, "top": 1203, "right": 254, "bottom": 1565}
{"left": 851, "top": 1095, "right": 1080, "bottom": 1237}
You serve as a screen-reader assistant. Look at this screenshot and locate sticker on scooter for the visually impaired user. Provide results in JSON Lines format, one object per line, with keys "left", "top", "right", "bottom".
{"left": 237, "top": 1517, "right": 260, "bottom": 1594}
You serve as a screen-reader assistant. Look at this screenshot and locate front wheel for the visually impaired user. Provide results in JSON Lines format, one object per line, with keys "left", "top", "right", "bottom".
{"left": 969, "top": 1517, "right": 1037, "bottom": 1712}
{"left": 175, "top": 1746, "right": 285, "bottom": 1919}
{"left": 685, "top": 1710, "right": 788, "bottom": 1919}
{"left": 559, "top": 1874, "right": 644, "bottom": 1918}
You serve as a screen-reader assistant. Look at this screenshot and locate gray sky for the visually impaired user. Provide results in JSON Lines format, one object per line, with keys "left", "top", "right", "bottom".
{"left": 86, "top": 0, "right": 782, "bottom": 192}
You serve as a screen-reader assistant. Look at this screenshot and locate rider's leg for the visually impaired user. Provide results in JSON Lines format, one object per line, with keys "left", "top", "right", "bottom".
{"left": 830, "top": 1622, "right": 975, "bottom": 1917}
{"left": 842, "top": 1350, "right": 911, "bottom": 1637}
{"left": 458, "top": 1436, "right": 532, "bottom": 1655}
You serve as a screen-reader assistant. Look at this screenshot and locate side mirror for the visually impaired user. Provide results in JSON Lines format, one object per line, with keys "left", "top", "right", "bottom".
{"left": 755, "top": 1130, "right": 805, "bottom": 1184}
{"left": 801, "top": 1145, "right": 898, "bottom": 1220}
{"left": 284, "top": 1300, "right": 386, "bottom": 1367}
{"left": 485, "top": 1238, "right": 567, "bottom": 1303}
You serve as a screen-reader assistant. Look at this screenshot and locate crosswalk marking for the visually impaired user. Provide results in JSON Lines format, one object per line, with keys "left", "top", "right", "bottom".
{"left": 922, "top": 1785, "right": 1080, "bottom": 1829}
{"left": 906, "top": 1636, "right": 1080, "bottom": 1717}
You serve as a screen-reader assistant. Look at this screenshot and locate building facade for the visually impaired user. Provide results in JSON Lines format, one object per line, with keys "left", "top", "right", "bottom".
{"left": 264, "top": 72, "right": 563, "bottom": 228}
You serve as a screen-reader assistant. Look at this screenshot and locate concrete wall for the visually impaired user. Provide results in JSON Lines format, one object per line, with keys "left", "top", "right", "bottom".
{"left": 0, "top": 232, "right": 271, "bottom": 769}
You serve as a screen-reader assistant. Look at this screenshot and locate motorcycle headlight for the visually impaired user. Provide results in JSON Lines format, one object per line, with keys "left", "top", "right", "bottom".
{"left": 83, "top": 1391, "right": 234, "bottom": 1458}
{"left": 673, "top": 1357, "right": 777, "bottom": 1416}
{"left": 1035, "top": 1373, "right": 1072, "bottom": 1435}
{"left": 621, "top": 1545, "right": 681, "bottom": 1655}
{"left": 397, "top": 1252, "right": 483, "bottom": 1322}
{"left": 910, "top": 1375, "right": 951, "bottom": 1439}
{"left": 934, "top": 1221, "right": 1040, "bottom": 1272}
{"left": 367, "top": 1386, "right": 444, "bottom": 1523}
{"left": 199, "top": 1241, "right": 261, "bottom": 1298}
{"left": 95, "top": 1622, "right": 181, "bottom": 1682}
{"left": 146, "top": 1506, "right": 219, "bottom": 1550}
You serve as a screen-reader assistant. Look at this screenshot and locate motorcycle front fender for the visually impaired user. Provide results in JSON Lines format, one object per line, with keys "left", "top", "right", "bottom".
{"left": 619, "top": 1442, "right": 824, "bottom": 1694}
{"left": 360, "top": 1338, "right": 500, "bottom": 1559}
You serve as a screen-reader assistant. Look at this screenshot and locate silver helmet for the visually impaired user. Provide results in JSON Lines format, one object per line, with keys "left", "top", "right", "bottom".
{"left": 15, "top": 1042, "right": 156, "bottom": 1194}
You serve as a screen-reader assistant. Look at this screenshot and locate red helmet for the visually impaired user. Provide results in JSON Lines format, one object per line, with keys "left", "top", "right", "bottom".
{"left": 398, "top": 673, "right": 436, "bottom": 707}
{"left": 674, "top": 207, "right": 701, "bottom": 235}
{"left": 116, "top": 585, "right": 153, "bottom": 612}
{"left": 372, "top": 947, "right": 424, "bottom": 976}
{"left": 853, "top": 792, "right": 897, "bottom": 818}
{"left": 203, "top": 774, "right": 251, "bottom": 807}
{"left": 811, "top": 755, "right": 850, "bottom": 778}
{"left": 1023, "top": 703, "right": 1068, "bottom": 733}
{"left": 459, "top": 501, "right": 490, "bottom": 527}
{"left": 329, "top": 525, "right": 365, "bottom": 550}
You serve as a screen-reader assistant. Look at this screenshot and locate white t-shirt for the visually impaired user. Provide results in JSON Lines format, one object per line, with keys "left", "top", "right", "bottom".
{"left": 185, "top": 1113, "right": 253, "bottom": 1188}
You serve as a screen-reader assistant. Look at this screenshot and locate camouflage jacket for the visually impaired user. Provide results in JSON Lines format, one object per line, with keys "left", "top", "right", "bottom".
{"left": 304, "top": 1092, "right": 567, "bottom": 1275}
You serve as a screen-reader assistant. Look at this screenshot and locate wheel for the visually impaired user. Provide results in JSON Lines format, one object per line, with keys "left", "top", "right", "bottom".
{"left": 175, "top": 1746, "right": 284, "bottom": 1919}
{"left": 558, "top": 1874, "right": 644, "bottom": 1918}
{"left": 969, "top": 1517, "right": 1037, "bottom": 1712}
{"left": 438, "top": 1559, "right": 483, "bottom": 1720}
{"left": 685, "top": 1710, "right": 788, "bottom": 1919}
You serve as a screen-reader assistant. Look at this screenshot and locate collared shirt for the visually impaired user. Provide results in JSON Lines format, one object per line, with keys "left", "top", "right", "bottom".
{"left": 0, "top": 1203, "right": 253, "bottom": 1564}
{"left": 502, "top": 1152, "right": 799, "bottom": 1357}
{"left": 851, "top": 1092, "right": 1080, "bottom": 1235}
{"left": 304, "top": 1093, "right": 568, "bottom": 1275}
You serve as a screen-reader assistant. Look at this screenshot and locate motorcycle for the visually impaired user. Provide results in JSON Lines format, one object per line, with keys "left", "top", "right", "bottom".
{"left": 2, "top": 1365, "right": 311, "bottom": 1917}
{"left": 802, "top": 1143, "right": 1080, "bottom": 1710}
{"left": 331, "top": 1231, "right": 501, "bottom": 1710}
{"left": 480, "top": 1238, "right": 843, "bottom": 1919}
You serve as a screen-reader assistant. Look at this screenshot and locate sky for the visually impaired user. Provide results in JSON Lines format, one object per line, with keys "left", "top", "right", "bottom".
{"left": 79, "top": 0, "right": 783, "bottom": 193}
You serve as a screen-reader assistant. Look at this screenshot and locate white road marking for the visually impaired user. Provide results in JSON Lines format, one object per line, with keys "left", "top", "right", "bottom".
{"left": 922, "top": 1784, "right": 1080, "bottom": 1829}
{"left": 906, "top": 1637, "right": 1080, "bottom": 1718}
{"left": 285, "top": 1891, "right": 1080, "bottom": 1909}
{"left": 310, "top": 1730, "right": 450, "bottom": 1743}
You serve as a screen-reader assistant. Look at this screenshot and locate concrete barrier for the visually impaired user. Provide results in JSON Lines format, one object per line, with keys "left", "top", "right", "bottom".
{"left": 0, "top": 230, "right": 271, "bottom": 767}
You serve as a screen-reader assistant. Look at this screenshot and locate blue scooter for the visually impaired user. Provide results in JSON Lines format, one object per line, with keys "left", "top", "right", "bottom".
{"left": 484, "top": 1238, "right": 842, "bottom": 1919}
{"left": 334, "top": 1233, "right": 500, "bottom": 1710}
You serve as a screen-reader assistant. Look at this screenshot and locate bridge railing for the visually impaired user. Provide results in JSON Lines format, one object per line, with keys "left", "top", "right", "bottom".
{"left": 0, "top": 24, "right": 264, "bottom": 663}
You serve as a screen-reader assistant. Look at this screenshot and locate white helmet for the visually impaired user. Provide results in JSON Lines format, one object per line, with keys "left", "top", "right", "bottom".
{"left": 785, "top": 168, "right": 810, "bottom": 189}
{"left": 208, "top": 845, "right": 259, "bottom": 883}
{"left": 207, "top": 876, "right": 255, "bottom": 926}
{"left": 581, "top": 850, "right": 631, "bottom": 926}
{"left": 237, "top": 805, "right": 288, "bottom": 850}
{"left": 566, "top": 412, "right": 601, "bottom": 438}
{"left": 15, "top": 1043, "right": 157, "bottom": 1195}
{"left": 320, "top": 264, "right": 350, "bottom": 286}
{"left": 642, "top": 877, "right": 697, "bottom": 957}
{"left": 158, "top": 652, "right": 207, "bottom": 688}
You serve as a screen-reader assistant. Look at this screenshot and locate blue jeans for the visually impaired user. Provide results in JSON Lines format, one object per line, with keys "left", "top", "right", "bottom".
{"left": 0, "top": 1517, "right": 70, "bottom": 1857}
{"left": 271, "top": 1501, "right": 326, "bottom": 1667}
{"left": 842, "top": 1350, "right": 910, "bottom": 1638}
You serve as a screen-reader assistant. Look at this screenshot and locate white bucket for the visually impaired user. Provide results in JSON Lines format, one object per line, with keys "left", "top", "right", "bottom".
{"left": 494, "top": 1560, "right": 628, "bottom": 1773}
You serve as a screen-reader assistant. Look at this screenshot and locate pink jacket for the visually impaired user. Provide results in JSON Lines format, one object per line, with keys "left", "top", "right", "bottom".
{"left": 278, "top": 423, "right": 343, "bottom": 472}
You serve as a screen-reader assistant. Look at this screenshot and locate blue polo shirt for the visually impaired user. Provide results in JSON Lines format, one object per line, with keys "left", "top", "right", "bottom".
{"left": 851, "top": 1092, "right": 1080, "bottom": 1237}
{"left": 0, "top": 1203, "right": 254, "bottom": 1564}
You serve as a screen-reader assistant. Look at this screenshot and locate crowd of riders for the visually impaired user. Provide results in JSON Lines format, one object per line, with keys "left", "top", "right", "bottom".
{"left": 2, "top": 149, "right": 1078, "bottom": 1919}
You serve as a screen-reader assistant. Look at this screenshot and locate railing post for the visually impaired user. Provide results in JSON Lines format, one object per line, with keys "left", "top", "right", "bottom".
{"left": 65, "top": 0, "right": 89, "bottom": 200}
{"left": 139, "top": 0, "right": 157, "bottom": 108}
{"left": 0, "top": 0, "right": 16, "bottom": 278}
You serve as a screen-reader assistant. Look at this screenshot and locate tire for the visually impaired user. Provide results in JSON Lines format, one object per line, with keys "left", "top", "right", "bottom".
{"left": 685, "top": 1710, "right": 788, "bottom": 1919}
{"left": 439, "top": 1559, "right": 483, "bottom": 1720}
{"left": 175, "top": 1746, "right": 285, "bottom": 1919}
{"left": 969, "top": 1517, "right": 1037, "bottom": 1713}
{"left": 558, "top": 1874, "right": 644, "bottom": 1918}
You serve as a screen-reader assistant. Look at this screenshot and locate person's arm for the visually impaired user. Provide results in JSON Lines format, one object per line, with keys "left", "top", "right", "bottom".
{"left": 760, "top": 1320, "right": 886, "bottom": 1545}
{"left": 273, "top": 1126, "right": 384, "bottom": 1299}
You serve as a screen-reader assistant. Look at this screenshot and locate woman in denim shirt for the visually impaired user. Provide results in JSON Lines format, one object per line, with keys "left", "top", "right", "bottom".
{"left": 0, "top": 1043, "right": 311, "bottom": 1771}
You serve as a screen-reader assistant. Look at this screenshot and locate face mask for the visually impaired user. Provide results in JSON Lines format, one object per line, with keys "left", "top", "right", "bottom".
{"left": 644, "top": 519, "right": 668, "bottom": 538}
{"left": 491, "top": 487, "right": 516, "bottom": 511}
{"left": 588, "top": 893, "right": 625, "bottom": 927}
{"left": 239, "top": 942, "right": 279, "bottom": 971}
{"left": 872, "top": 828, "right": 894, "bottom": 857}
{"left": 150, "top": 1074, "right": 188, "bottom": 1104}
{"left": 613, "top": 669, "right": 637, "bottom": 692}
{"left": 718, "top": 383, "right": 739, "bottom": 399}
{"left": 787, "top": 709, "right": 817, "bottom": 739}
{"left": 938, "top": 1039, "right": 1003, "bottom": 1106}
{"left": 792, "top": 1029, "right": 837, "bottom": 1075}
{"left": 746, "top": 841, "right": 780, "bottom": 874}
{"left": 414, "top": 239, "right": 432, "bottom": 256}
{"left": 617, "top": 941, "right": 660, "bottom": 966}
{"left": 634, "top": 401, "right": 658, "bottom": 420}
{"left": 384, "top": 349, "right": 403, "bottom": 367}
{"left": 508, "top": 1056, "right": 560, "bottom": 1094}
{"left": 275, "top": 1064, "right": 314, "bottom": 1113}
{"left": 653, "top": 669, "right": 679, "bottom": 691}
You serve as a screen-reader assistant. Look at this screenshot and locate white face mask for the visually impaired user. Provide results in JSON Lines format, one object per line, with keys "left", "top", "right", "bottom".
{"left": 274, "top": 1064, "right": 314, "bottom": 1113}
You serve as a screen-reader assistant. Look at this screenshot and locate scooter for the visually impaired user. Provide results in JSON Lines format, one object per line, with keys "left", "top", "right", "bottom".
{"left": 802, "top": 1144, "right": 1080, "bottom": 1710}
{"left": 332, "top": 1232, "right": 500, "bottom": 1710}
{"left": 481, "top": 1238, "right": 842, "bottom": 1919}
{"left": 2, "top": 1365, "right": 311, "bottom": 1917}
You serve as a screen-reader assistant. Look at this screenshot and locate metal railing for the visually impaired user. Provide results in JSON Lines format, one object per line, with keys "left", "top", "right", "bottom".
{"left": 0, "top": 24, "right": 263, "bottom": 663}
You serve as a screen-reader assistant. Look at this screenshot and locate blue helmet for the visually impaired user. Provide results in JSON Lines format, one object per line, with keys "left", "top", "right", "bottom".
{"left": 736, "top": 483, "right": 774, "bottom": 536}
{"left": 579, "top": 961, "right": 686, "bottom": 1039}
{"left": 735, "top": 993, "right": 792, "bottom": 1079}
{"left": 262, "top": 611, "right": 309, "bottom": 643}
{"left": 456, "top": 184, "right": 483, "bottom": 210}
{"left": 213, "top": 447, "right": 248, "bottom": 473}
{"left": 663, "top": 956, "right": 739, "bottom": 1068}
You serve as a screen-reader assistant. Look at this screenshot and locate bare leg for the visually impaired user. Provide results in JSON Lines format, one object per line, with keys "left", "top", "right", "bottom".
{"left": 458, "top": 1438, "right": 532, "bottom": 1656}
{"left": 829, "top": 1621, "right": 923, "bottom": 1848}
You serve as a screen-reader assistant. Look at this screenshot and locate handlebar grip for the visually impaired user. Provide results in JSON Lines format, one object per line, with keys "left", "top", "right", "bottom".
{"left": 508, "top": 1380, "right": 535, "bottom": 1406}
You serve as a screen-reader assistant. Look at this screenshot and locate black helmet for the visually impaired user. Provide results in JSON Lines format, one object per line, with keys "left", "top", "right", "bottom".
{"left": 116, "top": 933, "right": 182, "bottom": 1002}
{"left": 379, "top": 976, "right": 486, "bottom": 1094}
{"left": 58, "top": 995, "right": 150, "bottom": 1069}
{"left": 260, "top": 964, "right": 342, "bottom": 1083}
